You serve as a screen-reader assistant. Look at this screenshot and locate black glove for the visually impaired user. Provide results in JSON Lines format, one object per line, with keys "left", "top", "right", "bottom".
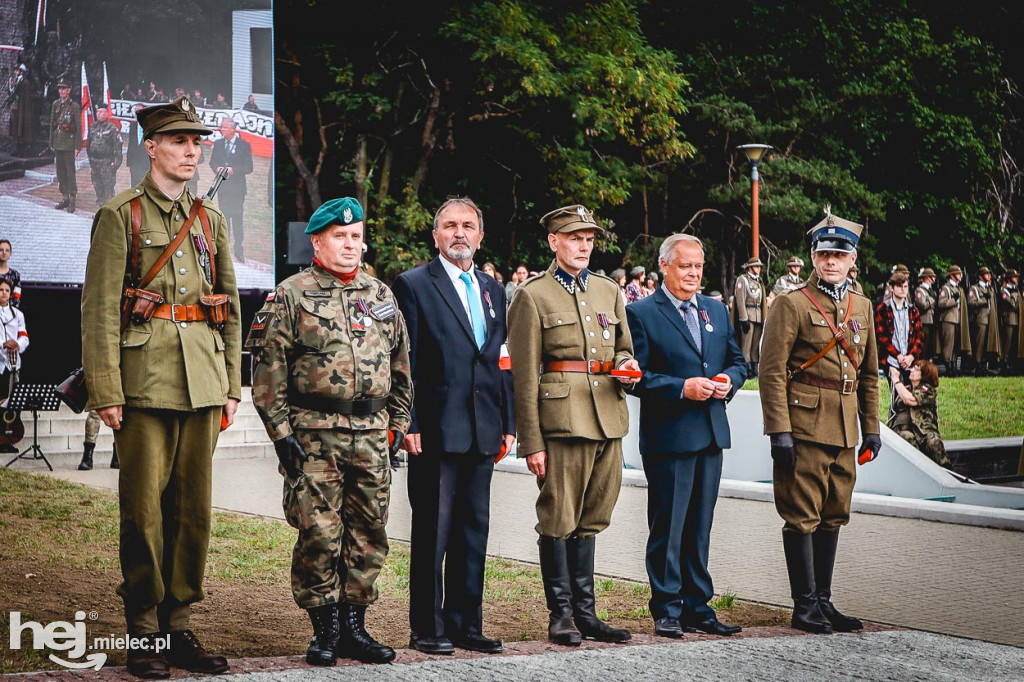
{"left": 388, "top": 430, "right": 404, "bottom": 458}
{"left": 274, "top": 434, "right": 309, "bottom": 480}
{"left": 770, "top": 432, "right": 796, "bottom": 471}
{"left": 741, "top": 320, "right": 751, "bottom": 333}
{"left": 858, "top": 433, "right": 882, "bottom": 464}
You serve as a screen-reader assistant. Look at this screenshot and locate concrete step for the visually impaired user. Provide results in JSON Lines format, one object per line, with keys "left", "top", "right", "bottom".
{"left": 5, "top": 440, "right": 276, "bottom": 472}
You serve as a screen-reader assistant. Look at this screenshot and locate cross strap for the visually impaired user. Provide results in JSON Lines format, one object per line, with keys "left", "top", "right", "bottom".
{"left": 786, "top": 287, "right": 858, "bottom": 386}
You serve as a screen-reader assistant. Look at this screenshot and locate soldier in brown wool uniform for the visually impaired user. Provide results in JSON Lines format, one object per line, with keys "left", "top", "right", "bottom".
{"left": 759, "top": 207, "right": 880, "bottom": 636}
{"left": 733, "top": 257, "right": 766, "bottom": 376}
{"left": 915, "top": 267, "right": 939, "bottom": 361}
{"left": 248, "top": 197, "right": 412, "bottom": 667}
{"left": 999, "top": 269, "right": 1021, "bottom": 374}
{"left": 507, "top": 204, "right": 641, "bottom": 647}
{"left": 967, "top": 266, "right": 1002, "bottom": 375}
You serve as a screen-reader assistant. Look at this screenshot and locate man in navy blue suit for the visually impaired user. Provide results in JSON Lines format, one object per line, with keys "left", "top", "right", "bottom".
{"left": 626, "top": 233, "right": 747, "bottom": 639}
{"left": 392, "top": 197, "right": 516, "bottom": 656}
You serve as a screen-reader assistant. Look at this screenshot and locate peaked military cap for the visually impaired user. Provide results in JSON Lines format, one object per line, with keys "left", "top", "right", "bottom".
{"left": 786, "top": 257, "right": 804, "bottom": 267}
{"left": 741, "top": 257, "right": 763, "bottom": 269}
{"left": 137, "top": 96, "right": 212, "bottom": 139}
{"left": 540, "top": 204, "right": 606, "bottom": 235}
{"left": 946, "top": 265, "right": 963, "bottom": 277}
{"left": 918, "top": 267, "right": 936, "bottom": 278}
{"left": 305, "top": 197, "right": 364, "bottom": 234}
{"left": 977, "top": 266, "right": 991, "bottom": 276}
{"left": 630, "top": 265, "right": 646, "bottom": 277}
{"left": 808, "top": 205, "right": 862, "bottom": 253}
{"left": 57, "top": 79, "right": 71, "bottom": 88}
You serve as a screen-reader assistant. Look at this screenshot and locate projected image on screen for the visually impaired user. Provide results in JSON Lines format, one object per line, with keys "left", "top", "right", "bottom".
{"left": 0, "top": 0, "right": 273, "bottom": 291}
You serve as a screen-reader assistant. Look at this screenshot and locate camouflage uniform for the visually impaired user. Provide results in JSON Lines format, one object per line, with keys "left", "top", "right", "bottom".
{"left": 248, "top": 264, "right": 413, "bottom": 608}
{"left": 87, "top": 118, "right": 123, "bottom": 205}
{"left": 889, "top": 384, "right": 949, "bottom": 468}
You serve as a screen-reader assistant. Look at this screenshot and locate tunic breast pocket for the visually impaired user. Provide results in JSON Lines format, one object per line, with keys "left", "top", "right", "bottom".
{"left": 806, "top": 311, "right": 836, "bottom": 348}
{"left": 542, "top": 312, "right": 580, "bottom": 354}
{"left": 297, "top": 298, "right": 344, "bottom": 351}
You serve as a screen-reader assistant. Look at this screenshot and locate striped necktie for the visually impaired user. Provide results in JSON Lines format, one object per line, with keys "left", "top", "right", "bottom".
{"left": 681, "top": 300, "right": 702, "bottom": 352}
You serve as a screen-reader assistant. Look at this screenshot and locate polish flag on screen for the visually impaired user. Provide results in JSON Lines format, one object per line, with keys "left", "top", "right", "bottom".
{"left": 34, "top": 0, "right": 46, "bottom": 45}
{"left": 80, "top": 61, "right": 91, "bottom": 143}
{"left": 102, "top": 61, "right": 111, "bottom": 108}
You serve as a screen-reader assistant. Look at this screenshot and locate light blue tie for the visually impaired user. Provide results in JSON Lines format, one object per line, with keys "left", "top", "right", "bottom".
{"left": 681, "top": 301, "right": 702, "bottom": 353}
{"left": 460, "top": 272, "right": 487, "bottom": 349}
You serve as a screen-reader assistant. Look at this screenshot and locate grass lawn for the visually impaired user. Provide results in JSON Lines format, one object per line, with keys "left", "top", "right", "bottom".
{"left": 742, "top": 376, "right": 1024, "bottom": 440}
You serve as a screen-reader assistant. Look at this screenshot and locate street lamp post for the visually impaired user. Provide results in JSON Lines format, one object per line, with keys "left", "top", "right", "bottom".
{"left": 736, "top": 144, "right": 773, "bottom": 260}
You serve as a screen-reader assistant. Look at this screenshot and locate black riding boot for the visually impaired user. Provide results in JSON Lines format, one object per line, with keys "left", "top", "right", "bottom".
{"left": 110, "top": 444, "right": 119, "bottom": 469}
{"left": 305, "top": 604, "right": 339, "bottom": 666}
{"left": 812, "top": 529, "right": 863, "bottom": 631}
{"left": 567, "top": 536, "right": 631, "bottom": 643}
{"left": 67, "top": 194, "right": 76, "bottom": 213}
{"left": 538, "top": 536, "right": 582, "bottom": 646}
{"left": 78, "top": 442, "right": 95, "bottom": 470}
{"left": 782, "top": 530, "right": 832, "bottom": 634}
{"left": 336, "top": 603, "right": 395, "bottom": 663}
{"left": 55, "top": 196, "right": 69, "bottom": 210}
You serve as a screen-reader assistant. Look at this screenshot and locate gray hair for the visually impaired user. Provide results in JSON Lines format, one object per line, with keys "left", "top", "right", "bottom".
{"left": 433, "top": 196, "right": 484, "bottom": 233}
{"left": 659, "top": 233, "right": 704, "bottom": 265}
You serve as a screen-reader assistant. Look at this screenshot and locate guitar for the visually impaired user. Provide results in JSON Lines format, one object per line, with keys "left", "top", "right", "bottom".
{"left": 0, "top": 350, "right": 25, "bottom": 448}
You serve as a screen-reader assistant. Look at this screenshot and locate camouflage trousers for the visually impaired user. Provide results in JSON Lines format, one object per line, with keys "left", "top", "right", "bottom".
{"left": 284, "top": 428, "right": 391, "bottom": 609}
{"left": 85, "top": 410, "right": 101, "bottom": 443}
{"left": 893, "top": 426, "right": 951, "bottom": 468}
{"left": 90, "top": 162, "right": 118, "bottom": 205}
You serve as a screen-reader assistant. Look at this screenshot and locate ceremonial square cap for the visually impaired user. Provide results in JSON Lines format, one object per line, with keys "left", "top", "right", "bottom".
{"left": 808, "top": 206, "right": 862, "bottom": 253}
{"left": 305, "top": 197, "right": 364, "bottom": 234}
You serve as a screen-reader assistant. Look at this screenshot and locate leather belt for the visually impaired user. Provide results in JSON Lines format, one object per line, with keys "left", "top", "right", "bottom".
{"left": 790, "top": 372, "right": 858, "bottom": 395}
{"left": 543, "top": 360, "right": 614, "bottom": 375}
{"left": 152, "top": 303, "right": 206, "bottom": 322}
{"left": 288, "top": 391, "right": 389, "bottom": 416}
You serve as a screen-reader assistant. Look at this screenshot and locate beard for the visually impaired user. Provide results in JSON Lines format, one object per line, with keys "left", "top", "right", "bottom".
{"left": 445, "top": 243, "right": 472, "bottom": 261}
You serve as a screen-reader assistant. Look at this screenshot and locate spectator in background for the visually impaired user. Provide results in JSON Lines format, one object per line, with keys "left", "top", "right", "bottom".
{"left": 625, "top": 265, "right": 648, "bottom": 303}
{"left": 0, "top": 279, "right": 27, "bottom": 453}
{"left": 120, "top": 83, "right": 137, "bottom": 100}
{"left": 242, "top": 94, "right": 262, "bottom": 114}
{"left": 212, "top": 93, "right": 229, "bottom": 108}
{"left": 645, "top": 272, "right": 659, "bottom": 296}
{"left": 875, "top": 271, "right": 923, "bottom": 417}
{"left": 145, "top": 81, "right": 159, "bottom": 101}
{"left": 482, "top": 261, "right": 501, "bottom": 283}
{"left": 192, "top": 88, "right": 207, "bottom": 107}
{"left": 505, "top": 263, "right": 529, "bottom": 302}
{"left": 0, "top": 240, "right": 23, "bottom": 309}
{"left": 889, "top": 360, "right": 950, "bottom": 468}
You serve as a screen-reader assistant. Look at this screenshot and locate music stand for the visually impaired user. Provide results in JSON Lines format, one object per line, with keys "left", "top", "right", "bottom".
{"left": 5, "top": 384, "right": 60, "bottom": 472}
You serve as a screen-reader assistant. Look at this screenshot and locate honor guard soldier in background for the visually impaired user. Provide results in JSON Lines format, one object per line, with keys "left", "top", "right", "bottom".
{"left": 81, "top": 96, "right": 241, "bottom": 678}
{"left": 915, "top": 268, "right": 938, "bottom": 361}
{"left": 999, "top": 269, "right": 1021, "bottom": 374}
{"left": 846, "top": 263, "right": 863, "bottom": 294}
{"left": 507, "top": 204, "right": 641, "bottom": 648}
{"left": 733, "top": 257, "right": 766, "bottom": 377}
{"left": 49, "top": 79, "right": 81, "bottom": 213}
{"left": 937, "top": 265, "right": 970, "bottom": 376}
{"left": 248, "top": 197, "right": 412, "bottom": 667}
{"left": 773, "top": 257, "right": 805, "bottom": 297}
{"left": 86, "top": 103, "right": 124, "bottom": 207}
{"left": 967, "top": 267, "right": 1002, "bottom": 375}
{"left": 759, "top": 207, "right": 880, "bottom": 636}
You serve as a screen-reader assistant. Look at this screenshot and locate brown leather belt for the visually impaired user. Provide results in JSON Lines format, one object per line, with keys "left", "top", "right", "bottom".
{"left": 152, "top": 303, "right": 206, "bottom": 322}
{"left": 790, "top": 372, "right": 858, "bottom": 395}
{"left": 543, "top": 360, "right": 614, "bottom": 375}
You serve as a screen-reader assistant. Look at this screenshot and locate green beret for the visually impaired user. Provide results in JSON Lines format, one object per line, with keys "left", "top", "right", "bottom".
{"left": 305, "top": 197, "right": 364, "bottom": 234}
{"left": 137, "top": 96, "right": 212, "bottom": 139}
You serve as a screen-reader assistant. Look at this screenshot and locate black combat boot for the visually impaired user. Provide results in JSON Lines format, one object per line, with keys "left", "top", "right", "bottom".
{"left": 55, "top": 196, "right": 69, "bottom": 210}
{"left": 110, "top": 444, "right": 120, "bottom": 469}
{"left": 336, "top": 603, "right": 395, "bottom": 664}
{"left": 566, "top": 536, "right": 631, "bottom": 643}
{"left": 782, "top": 530, "right": 833, "bottom": 634}
{"left": 66, "top": 194, "right": 76, "bottom": 213}
{"left": 305, "top": 604, "right": 339, "bottom": 666}
{"left": 812, "top": 529, "right": 863, "bottom": 632}
{"left": 538, "top": 536, "right": 582, "bottom": 646}
{"left": 78, "top": 442, "right": 95, "bottom": 470}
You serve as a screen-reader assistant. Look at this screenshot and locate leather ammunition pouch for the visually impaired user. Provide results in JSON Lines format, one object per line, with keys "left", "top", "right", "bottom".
{"left": 121, "top": 287, "right": 165, "bottom": 325}
{"left": 200, "top": 294, "right": 231, "bottom": 330}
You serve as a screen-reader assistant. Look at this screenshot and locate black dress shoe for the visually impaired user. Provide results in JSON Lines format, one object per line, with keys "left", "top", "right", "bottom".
{"left": 654, "top": 617, "right": 684, "bottom": 638}
{"left": 451, "top": 633, "right": 503, "bottom": 654}
{"left": 126, "top": 633, "right": 171, "bottom": 679}
{"left": 166, "top": 630, "right": 230, "bottom": 674}
{"left": 409, "top": 633, "right": 455, "bottom": 655}
{"left": 683, "top": 617, "right": 742, "bottom": 636}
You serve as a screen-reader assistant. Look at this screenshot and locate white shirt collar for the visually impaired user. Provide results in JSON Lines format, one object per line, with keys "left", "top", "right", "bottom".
{"left": 439, "top": 255, "right": 476, "bottom": 287}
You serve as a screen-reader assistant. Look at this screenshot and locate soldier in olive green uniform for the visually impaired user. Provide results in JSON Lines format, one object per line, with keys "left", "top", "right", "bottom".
{"left": 733, "top": 258, "right": 766, "bottom": 376}
{"left": 86, "top": 103, "right": 123, "bottom": 206}
{"left": 889, "top": 364, "right": 949, "bottom": 468}
{"left": 915, "top": 268, "right": 938, "bottom": 361}
{"left": 248, "top": 197, "right": 412, "bottom": 667}
{"left": 81, "top": 96, "right": 240, "bottom": 678}
{"left": 937, "top": 266, "right": 970, "bottom": 375}
{"left": 773, "top": 257, "right": 805, "bottom": 296}
{"left": 999, "top": 269, "right": 1021, "bottom": 374}
{"left": 507, "top": 204, "right": 640, "bottom": 648}
{"left": 759, "top": 208, "right": 880, "bottom": 636}
{"left": 967, "top": 267, "right": 1002, "bottom": 375}
{"left": 49, "top": 79, "right": 81, "bottom": 212}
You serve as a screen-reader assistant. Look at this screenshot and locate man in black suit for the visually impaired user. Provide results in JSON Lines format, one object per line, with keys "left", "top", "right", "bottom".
{"left": 392, "top": 196, "right": 516, "bottom": 656}
{"left": 209, "top": 117, "right": 253, "bottom": 260}
{"left": 626, "top": 234, "right": 747, "bottom": 639}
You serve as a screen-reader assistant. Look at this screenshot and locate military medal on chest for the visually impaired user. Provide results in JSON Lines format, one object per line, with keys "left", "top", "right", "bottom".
{"left": 850, "top": 318, "right": 862, "bottom": 345}
{"left": 483, "top": 290, "right": 496, "bottom": 318}
{"left": 351, "top": 298, "right": 371, "bottom": 335}
{"left": 700, "top": 308, "right": 713, "bottom": 333}
{"left": 597, "top": 313, "right": 611, "bottom": 339}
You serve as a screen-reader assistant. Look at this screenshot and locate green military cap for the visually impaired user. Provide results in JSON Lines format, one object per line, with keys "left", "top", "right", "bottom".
{"left": 977, "top": 266, "right": 991, "bottom": 276}
{"left": 892, "top": 263, "right": 910, "bottom": 274}
{"left": 918, "top": 267, "right": 936, "bottom": 278}
{"left": 1005, "top": 268, "right": 1019, "bottom": 278}
{"left": 630, "top": 265, "right": 646, "bottom": 277}
{"left": 136, "top": 96, "right": 212, "bottom": 139}
{"left": 786, "top": 257, "right": 804, "bottom": 267}
{"left": 946, "top": 265, "right": 962, "bottom": 277}
{"left": 808, "top": 205, "right": 862, "bottom": 253}
{"left": 742, "top": 257, "right": 763, "bottom": 269}
{"left": 305, "top": 197, "right": 364, "bottom": 234}
{"left": 610, "top": 268, "right": 626, "bottom": 279}
{"left": 540, "top": 204, "right": 606, "bottom": 235}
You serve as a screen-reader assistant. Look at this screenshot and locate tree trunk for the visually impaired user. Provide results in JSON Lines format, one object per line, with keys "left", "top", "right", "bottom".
{"left": 354, "top": 135, "right": 368, "bottom": 209}
{"left": 409, "top": 85, "right": 441, "bottom": 199}
{"left": 276, "top": 111, "right": 321, "bottom": 212}
{"left": 378, "top": 81, "right": 404, "bottom": 211}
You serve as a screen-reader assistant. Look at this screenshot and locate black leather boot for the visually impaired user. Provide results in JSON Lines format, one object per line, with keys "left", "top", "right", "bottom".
{"left": 66, "top": 194, "right": 76, "bottom": 213}
{"left": 567, "top": 536, "right": 631, "bottom": 643}
{"left": 55, "top": 196, "right": 69, "bottom": 210}
{"left": 78, "top": 442, "right": 95, "bottom": 470}
{"left": 110, "top": 444, "right": 120, "bottom": 469}
{"left": 538, "top": 536, "right": 582, "bottom": 646}
{"left": 782, "top": 530, "right": 832, "bottom": 634}
{"left": 812, "top": 529, "right": 863, "bottom": 632}
{"left": 336, "top": 603, "right": 395, "bottom": 663}
{"left": 305, "top": 604, "right": 339, "bottom": 666}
